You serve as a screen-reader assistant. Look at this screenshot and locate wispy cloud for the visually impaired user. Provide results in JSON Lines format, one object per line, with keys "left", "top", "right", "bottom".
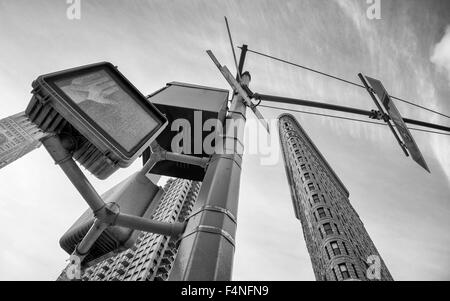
{"left": 431, "top": 25, "right": 450, "bottom": 84}
{"left": 429, "top": 25, "right": 450, "bottom": 183}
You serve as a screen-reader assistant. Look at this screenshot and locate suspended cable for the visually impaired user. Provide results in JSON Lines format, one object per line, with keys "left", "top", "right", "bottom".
{"left": 243, "top": 47, "right": 450, "bottom": 119}
{"left": 259, "top": 104, "right": 450, "bottom": 136}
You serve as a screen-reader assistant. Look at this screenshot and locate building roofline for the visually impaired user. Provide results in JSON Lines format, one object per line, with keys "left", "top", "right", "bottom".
{"left": 278, "top": 113, "right": 350, "bottom": 198}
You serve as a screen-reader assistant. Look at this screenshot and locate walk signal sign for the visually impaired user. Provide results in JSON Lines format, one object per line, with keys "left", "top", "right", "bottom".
{"left": 26, "top": 62, "right": 168, "bottom": 179}
{"left": 359, "top": 74, "right": 430, "bottom": 173}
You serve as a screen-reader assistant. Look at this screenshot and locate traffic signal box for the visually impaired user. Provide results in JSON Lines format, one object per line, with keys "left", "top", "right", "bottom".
{"left": 143, "top": 82, "right": 229, "bottom": 181}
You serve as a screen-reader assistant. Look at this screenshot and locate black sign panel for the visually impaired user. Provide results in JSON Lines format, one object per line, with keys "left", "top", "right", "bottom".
{"left": 364, "top": 76, "right": 430, "bottom": 173}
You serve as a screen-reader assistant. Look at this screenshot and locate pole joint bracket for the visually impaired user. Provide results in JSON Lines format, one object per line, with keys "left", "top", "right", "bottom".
{"left": 187, "top": 205, "right": 237, "bottom": 224}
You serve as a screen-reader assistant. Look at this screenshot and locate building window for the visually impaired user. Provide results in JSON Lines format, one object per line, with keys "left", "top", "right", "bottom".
{"left": 352, "top": 264, "right": 359, "bottom": 279}
{"left": 363, "top": 259, "right": 370, "bottom": 269}
{"left": 334, "top": 224, "right": 341, "bottom": 235}
{"left": 331, "top": 241, "right": 341, "bottom": 256}
{"left": 301, "top": 164, "right": 307, "bottom": 171}
{"left": 332, "top": 268, "right": 339, "bottom": 281}
{"left": 317, "top": 207, "right": 326, "bottom": 219}
{"left": 308, "top": 183, "right": 315, "bottom": 191}
{"left": 325, "top": 246, "right": 331, "bottom": 260}
{"left": 304, "top": 173, "right": 311, "bottom": 180}
{"left": 323, "top": 223, "right": 333, "bottom": 235}
{"left": 343, "top": 242, "right": 349, "bottom": 255}
{"left": 339, "top": 263, "right": 350, "bottom": 280}
{"left": 327, "top": 208, "right": 333, "bottom": 218}
{"left": 312, "top": 194, "right": 320, "bottom": 203}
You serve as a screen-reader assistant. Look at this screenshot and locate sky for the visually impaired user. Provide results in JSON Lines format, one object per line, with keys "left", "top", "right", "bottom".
{"left": 0, "top": 0, "right": 449, "bottom": 281}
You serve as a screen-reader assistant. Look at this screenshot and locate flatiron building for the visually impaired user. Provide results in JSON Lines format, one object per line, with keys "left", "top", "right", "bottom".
{"left": 0, "top": 112, "right": 46, "bottom": 170}
{"left": 278, "top": 114, "right": 393, "bottom": 281}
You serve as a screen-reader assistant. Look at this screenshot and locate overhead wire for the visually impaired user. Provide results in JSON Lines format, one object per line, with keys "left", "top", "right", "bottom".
{"left": 243, "top": 47, "right": 450, "bottom": 119}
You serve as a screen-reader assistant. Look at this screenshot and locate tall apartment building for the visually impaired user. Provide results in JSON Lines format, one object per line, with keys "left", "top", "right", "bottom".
{"left": 58, "top": 178, "right": 200, "bottom": 281}
{"left": 0, "top": 112, "right": 46, "bottom": 170}
{"left": 278, "top": 114, "right": 393, "bottom": 281}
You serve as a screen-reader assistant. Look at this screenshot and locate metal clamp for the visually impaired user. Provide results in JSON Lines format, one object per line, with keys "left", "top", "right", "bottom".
{"left": 141, "top": 141, "right": 210, "bottom": 176}
{"left": 219, "top": 134, "right": 245, "bottom": 150}
{"left": 187, "top": 205, "right": 237, "bottom": 224}
{"left": 178, "top": 225, "right": 235, "bottom": 247}
{"left": 208, "top": 153, "right": 242, "bottom": 168}
{"left": 369, "top": 110, "right": 390, "bottom": 123}
{"left": 227, "top": 110, "right": 246, "bottom": 121}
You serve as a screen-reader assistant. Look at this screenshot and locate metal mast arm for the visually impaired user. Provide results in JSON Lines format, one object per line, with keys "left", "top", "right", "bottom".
{"left": 256, "top": 93, "right": 450, "bottom": 133}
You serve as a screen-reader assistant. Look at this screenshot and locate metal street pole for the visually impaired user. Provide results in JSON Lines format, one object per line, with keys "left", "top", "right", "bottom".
{"left": 256, "top": 93, "right": 450, "bottom": 133}
{"left": 169, "top": 45, "right": 248, "bottom": 281}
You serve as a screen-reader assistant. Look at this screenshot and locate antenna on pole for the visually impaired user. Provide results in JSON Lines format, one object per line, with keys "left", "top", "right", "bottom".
{"left": 207, "top": 50, "right": 271, "bottom": 134}
{"left": 224, "top": 16, "right": 241, "bottom": 81}
{"left": 212, "top": 17, "right": 271, "bottom": 134}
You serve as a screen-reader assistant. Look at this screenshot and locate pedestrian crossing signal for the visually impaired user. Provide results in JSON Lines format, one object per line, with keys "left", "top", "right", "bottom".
{"left": 25, "top": 62, "right": 168, "bottom": 179}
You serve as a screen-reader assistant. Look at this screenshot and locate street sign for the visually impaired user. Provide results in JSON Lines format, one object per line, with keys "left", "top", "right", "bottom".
{"left": 360, "top": 74, "right": 430, "bottom": 173}
{"left": 25, "top": 62, "right": 168, "bottom": 179}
